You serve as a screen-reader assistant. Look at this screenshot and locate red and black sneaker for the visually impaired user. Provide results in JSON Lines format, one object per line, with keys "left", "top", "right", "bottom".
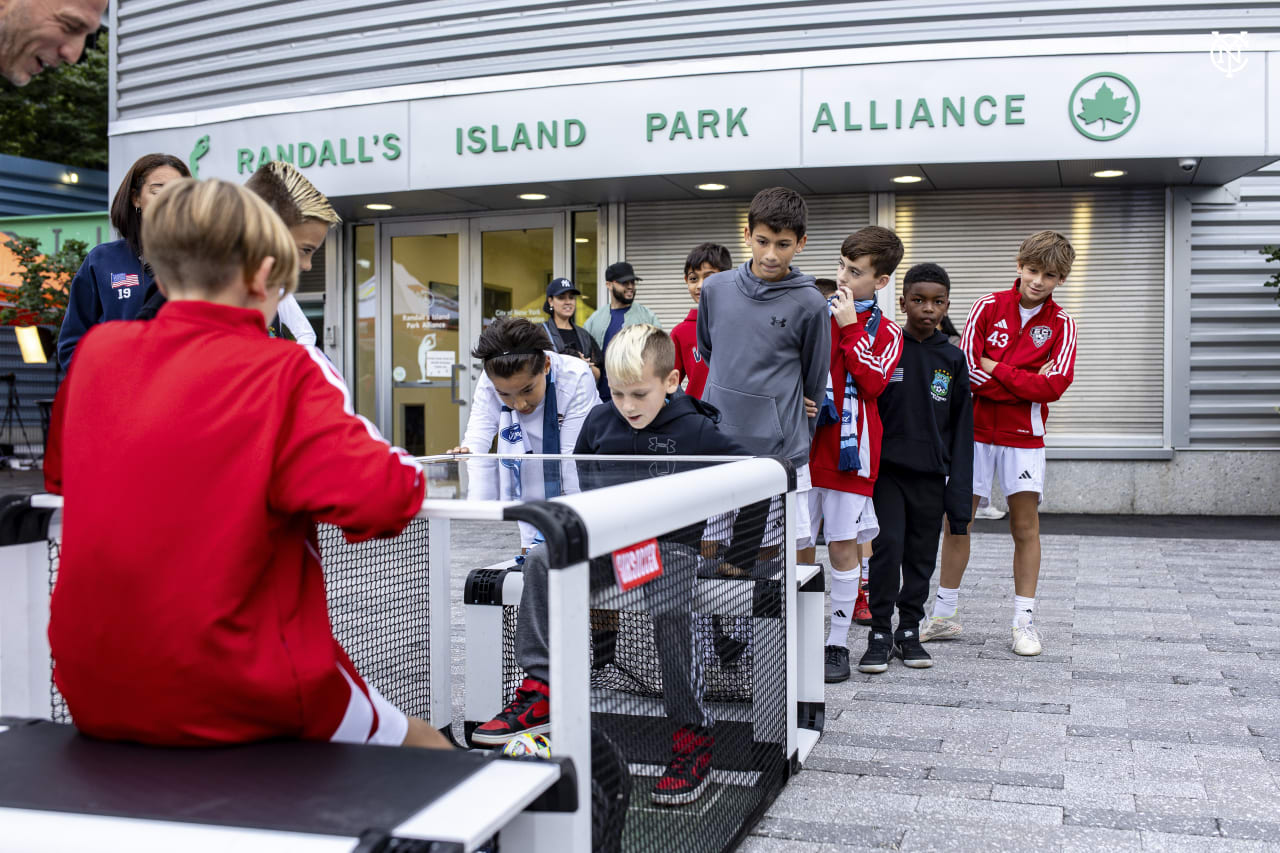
{"left": 854, "top": 582, "right": 872, "bottom": 626}
{"left": 651, "top": 726, "right": 713, "bottom": 806}
{"left": 471, "top": 678, "right": 550, "bottom": 747}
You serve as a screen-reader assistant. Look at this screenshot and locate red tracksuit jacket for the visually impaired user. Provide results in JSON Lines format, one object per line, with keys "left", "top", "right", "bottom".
{"left": 45, "top": 301, "right": 425, "bottom": 746}
{"left": 810, "top": 310, "right": 904, "bottom": 497}
{"left": 671, "top": 308, "right": 709, "bottom": 399}
{"left": 960, "top": 281, "right": 1078, "bottom": 449}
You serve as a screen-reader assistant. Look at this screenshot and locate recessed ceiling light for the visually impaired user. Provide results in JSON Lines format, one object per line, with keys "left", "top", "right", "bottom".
{"left": 365, "top": 203, "right": 393, "bottom": 211}
{"left": 892, "top": 175, "right": 923, "bottom": 184}
{"left": 696, "top": 183, "right": 727, "bottom": 191}
{"left": 1092, "top": 169, "right": 1127, "bottom": 179}
{"left": 518, "top": 193, "right": 548, "bottom": 201}
{"left": 574, "top": 237, "right": 590, "bottom": 244}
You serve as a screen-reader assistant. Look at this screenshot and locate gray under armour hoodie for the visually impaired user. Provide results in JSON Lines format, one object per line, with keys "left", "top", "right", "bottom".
{"left": 697, "top": 261, "right": 831, "bottom": 467}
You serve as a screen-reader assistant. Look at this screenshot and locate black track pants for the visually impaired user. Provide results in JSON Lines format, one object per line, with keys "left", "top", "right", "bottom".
{"left": 868, "top": 464, "right": 946, "bottom": 635}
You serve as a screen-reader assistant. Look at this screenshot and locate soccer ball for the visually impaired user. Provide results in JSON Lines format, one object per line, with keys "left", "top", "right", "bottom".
{"left": 502, "top": 733, "right": 551, "bottom": 759}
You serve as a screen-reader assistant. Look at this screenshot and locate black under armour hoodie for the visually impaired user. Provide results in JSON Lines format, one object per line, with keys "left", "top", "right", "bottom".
{"left": 878, "top": 328, "right": 975, "bottom": 533}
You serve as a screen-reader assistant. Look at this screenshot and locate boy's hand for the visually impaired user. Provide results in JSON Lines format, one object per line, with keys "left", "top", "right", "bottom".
{"left": 448, "top": 446, "right": 471, "bottom": 455}
{"left": 829, "top": 286, "right": 860, "bottom": 328}
{"left": 803, "top": 397, "right": 818, "bottom": 419}
{"left": 980, "top": 356, "right": 998, "bottom": 374}
{"left": 1039, "top": 359, "right": 1055, "bottom": 375}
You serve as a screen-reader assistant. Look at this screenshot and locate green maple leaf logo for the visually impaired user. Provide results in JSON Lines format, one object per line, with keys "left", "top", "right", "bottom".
{"left": 1077, "top": 82, "right": 1131, "bottom": 130}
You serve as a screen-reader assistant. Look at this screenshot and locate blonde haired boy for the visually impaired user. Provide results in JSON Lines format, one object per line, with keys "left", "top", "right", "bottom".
{"left": 45, "top": 179, "right": 448, "bottom": 749}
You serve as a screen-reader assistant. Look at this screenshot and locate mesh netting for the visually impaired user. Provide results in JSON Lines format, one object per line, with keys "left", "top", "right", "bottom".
{"left": 318, "top": 519, "right": 431, "bottom": 719}
{"left": 492, "top": 497, "right": 790, "bottom": 853}
{"left": 47, "top": 537, "right": 69, "bottom": 725}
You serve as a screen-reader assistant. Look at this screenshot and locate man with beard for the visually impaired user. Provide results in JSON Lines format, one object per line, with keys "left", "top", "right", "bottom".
{"left": 0, "top": 0, "right": 105, "bottom": 86}
{"left": 584, "top": 261, "right": 662, "bottom": 400}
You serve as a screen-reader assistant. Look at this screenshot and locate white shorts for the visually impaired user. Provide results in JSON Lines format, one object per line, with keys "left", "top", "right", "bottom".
{"left": 806, "top": 487, "right": 879, "bottom": 546}
{"left": 329, "top": 662, "right": 409, "bottom": 747}
{"left": 973, "top": 442, "right": 1045, "bottom": 508}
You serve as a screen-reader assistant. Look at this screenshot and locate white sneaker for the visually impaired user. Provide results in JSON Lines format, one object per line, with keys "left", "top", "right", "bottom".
{"left": 975, "top": 504, "right": 1007, "bottom": 520}
{"left": 1011, "top": 623, "right": 1042, "bottom": 656}
{"left": 919, "top": 616, "right": 962, "bottom": 642}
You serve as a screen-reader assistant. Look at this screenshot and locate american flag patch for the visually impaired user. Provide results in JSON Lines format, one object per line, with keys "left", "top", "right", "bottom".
{"left": 110, "top": 273, "right": 139, "bottom": 289}
{"left": 890, "top": 367, "right": 904, "bottom": 383}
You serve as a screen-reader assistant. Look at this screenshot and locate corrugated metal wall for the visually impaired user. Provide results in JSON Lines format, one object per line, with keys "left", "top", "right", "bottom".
{"left": 114, "top": 1, "right": 1274, "bottom": 120}
{"left": 1187, "top": 162, "right": 1280, "bottom": 448}
{"left": 897, "top": 188, "right": 1166, "bottom": 445}
{"left": 624, "top": 194, "right": 871, "bottom": 330}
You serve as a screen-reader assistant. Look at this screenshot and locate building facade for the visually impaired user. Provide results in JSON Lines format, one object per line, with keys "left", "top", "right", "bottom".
{"left": 107, "top": 2, "right": 1280, "bottom": 513}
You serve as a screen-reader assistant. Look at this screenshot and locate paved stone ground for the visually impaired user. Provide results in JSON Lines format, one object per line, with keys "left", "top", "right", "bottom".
{"left": 447, "top": 522, "right": 1280, "bottom": 852}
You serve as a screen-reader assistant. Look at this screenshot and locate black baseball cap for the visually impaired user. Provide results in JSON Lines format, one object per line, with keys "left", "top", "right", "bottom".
{"left": 605, "top": 261, "right": 642, "bottom": 284}
{"left": 546, "top": 277, "right": 579, "bottom": 299}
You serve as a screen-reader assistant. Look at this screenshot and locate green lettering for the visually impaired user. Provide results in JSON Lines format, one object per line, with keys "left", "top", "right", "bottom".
{"left": 669, "top": 111, "right": 693, "bottom": 141}
{"left": 298, "top": 142, "right": 317, "bottom": 168}
{"left": 456, "top": 127, "right": 463, "bottom": 156}
{"left": 1005, "top": 94, "right": 1025, "bottom": 125}
{"left": 942, "top": 97, "right": 965, "bottom": 127}
{"left": 843, "top": 101, "right": 862, "bottom": 131}
{"left": 357, "top": 136, "right": 373, "bottom": 163}
{"left": 975, "top": 95, "right": 998, "bottom": 126}
{"left": 895, "top": 99, "right": 903, "bottom": 129}
{"left": 491, "top": 125, "right": 508, "bottom": 153}
{"left": 382, "top": 133, "right": 401, "bottom": 160}
{"left": 512, "top": 122, "right": 533, "bottom": 151}
{"left": 725, "top": 107, "right": 748, "bottom": 137}
{"left": 565, "top": 119, "right": 586, "bottom": 147}
{"left": 538, "top": 121, "right": 558, "bottom": 149}
{"left": 258, "top": 146, "right": 272, "bottom": 169}
{"left": 318, "top": 139, "right": 338, "bottom": 167}
{"left": 339, "top": 138, "right": 356, "bottom": 165}
{"left": 467, "top": 126, "right": 486, "bottom": 154}
{"left": 697, "top": 109, "right": 719, "bottom": 139}
{"left": 909, "top": 98, "right": 934, "bottom": 128}
{"left": 811, "top": 102, "right": 836, "bottom": 132}
{"left": 869, "top": 100, "right": 888, "bottom": 130}
{"left": 237, "top": 148, "right": 255, "bottom": 174}
{"left": 646, "top": 113, "right": 667, "bottom": 142}
{"left": 275, "top": 144, "right": 294, "bottom": 164}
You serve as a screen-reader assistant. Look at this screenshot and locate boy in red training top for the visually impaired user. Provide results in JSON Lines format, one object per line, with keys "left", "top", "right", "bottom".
{"left": 801, "top": 227, "right": 904, "bottom": 683}
{"left": 928, "top": 230, "right": 1077, "bottom": 658}
{"left": 45, "top": 178, "right": 448, "bottom": 749}
{"left": 670, "top": 242, "right": 732, "bottom": 399}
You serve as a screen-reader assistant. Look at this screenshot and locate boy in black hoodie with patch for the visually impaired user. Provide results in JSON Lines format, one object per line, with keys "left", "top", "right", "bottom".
{"left": 862, "top": 263, "right": 974, "bottom": 673}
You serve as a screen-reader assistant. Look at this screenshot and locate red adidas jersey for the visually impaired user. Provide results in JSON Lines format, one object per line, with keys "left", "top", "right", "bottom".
{"left": 45, "top": 301, "right": 425, "bottom": 746}
{"left": 960, "top": 281, "right": 1077, "bottom": 449}
{"left": 810, "top": 310, "right": 904, "bottom": 496}
{"left": 671, "top": 308, "right": 708, "bottom": 399}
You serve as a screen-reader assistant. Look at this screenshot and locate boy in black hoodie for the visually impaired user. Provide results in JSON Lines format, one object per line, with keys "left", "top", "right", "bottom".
{"left": 862, "top": 263, "right": 974, "bottom": 673}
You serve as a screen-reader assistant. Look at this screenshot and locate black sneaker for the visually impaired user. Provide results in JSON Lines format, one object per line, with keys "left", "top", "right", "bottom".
{"left": 471, "top": 677, "right": 550, "bottom": 747}
{"left": 858, "top": 631, "right": 896, "bottom": 674}
{"left": 824, "top": 645, "right": 850, "bottom": 683}
{"left": 714, "top": 634, "right": 748, "bottom": 666}
{"left": 895, "top": 628, "right": 933, "bottom": 669}
{"left": 591, "top": 628, "right": 618, "bottom": 669}
{"left": 651, "top": 726, "right": 713, "bottom": 806}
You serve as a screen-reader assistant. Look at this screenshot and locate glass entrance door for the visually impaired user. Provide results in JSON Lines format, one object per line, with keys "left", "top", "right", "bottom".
{"left": 379, "top": 220, "right": 469, "bottom": 456}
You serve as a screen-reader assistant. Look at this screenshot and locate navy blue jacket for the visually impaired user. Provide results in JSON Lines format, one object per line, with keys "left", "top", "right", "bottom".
{"left": 58, "top": 240, "right": 153, "bottom": 369}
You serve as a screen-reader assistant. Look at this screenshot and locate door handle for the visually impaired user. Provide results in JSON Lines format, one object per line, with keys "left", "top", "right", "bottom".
{"left": 450, "top": 363, "right": 465, "bottom": 405}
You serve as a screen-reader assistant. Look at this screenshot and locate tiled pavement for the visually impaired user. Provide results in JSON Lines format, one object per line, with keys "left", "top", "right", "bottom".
{"left": 448, "top": 522, "right": 1280, "bottom": 852}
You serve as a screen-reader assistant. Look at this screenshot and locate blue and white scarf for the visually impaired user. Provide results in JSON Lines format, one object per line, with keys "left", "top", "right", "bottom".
{"left": 817, "top": 300, "right": 880, "bottom": 472}
{"left": 498, "top": 368, "right": 562, "bottom": 500}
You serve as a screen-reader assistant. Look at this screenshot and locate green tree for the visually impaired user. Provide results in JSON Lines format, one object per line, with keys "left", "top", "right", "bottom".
{"left": 0, "top": 236, "right": 87, "bottom": 330}
{"left": 0, "top": 33, "right": 107, "bottom": 170}
{"left": 1264, "top": 245, "right": 1280, "bottom": 305}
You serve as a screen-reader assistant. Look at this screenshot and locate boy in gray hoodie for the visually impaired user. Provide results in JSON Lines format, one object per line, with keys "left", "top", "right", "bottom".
{"left": 697, "top": 187, "right": 831, "bottom": 566}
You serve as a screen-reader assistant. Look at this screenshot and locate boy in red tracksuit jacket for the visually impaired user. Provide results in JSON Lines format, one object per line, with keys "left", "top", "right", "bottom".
{"left": 801, "top": 226, "right": 905, "bottom": 684}
{"left": 926, "top": 230, "right": 1078, "bottom": 658}
{"left": 45, "top": 178, "right": 449, "bottom": 749}
{"left": 670, "top": 242, "right": 732, "bottom": 399}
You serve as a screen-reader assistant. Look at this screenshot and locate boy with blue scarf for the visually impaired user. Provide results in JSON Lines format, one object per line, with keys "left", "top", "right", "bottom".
{"left": 806, "top": 227, "right": 905, "bottom": 683}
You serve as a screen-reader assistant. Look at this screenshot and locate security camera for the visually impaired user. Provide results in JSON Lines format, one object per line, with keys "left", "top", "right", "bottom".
{"left": 1178, "top": 158, "right": 1199, "bottom": 172}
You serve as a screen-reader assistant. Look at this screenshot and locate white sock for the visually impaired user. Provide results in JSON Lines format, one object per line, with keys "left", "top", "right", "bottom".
{"left": 860, "top": 557, "right": 870, "bottom": 584}
{"left": 1013, "top": 595, "right": 1035, "bottom": 627}
{"left": 932, "top": 585, "right": 959, "bottom": 619}
{"left": 826, "top": 568, "right": 860, "bottom": 647}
